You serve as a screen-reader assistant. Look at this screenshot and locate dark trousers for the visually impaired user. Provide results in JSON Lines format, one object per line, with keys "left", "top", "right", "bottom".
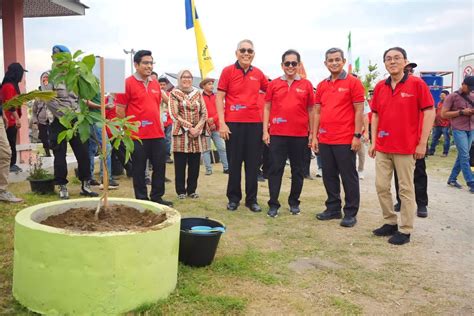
{"left": 319, "top": 144, "right": 360, "bottom": 217}
{"left": 259, "top": 143, "right": 270, "bottom": 177}
{"left": 174, "top": 152, "right": 200, "bottom": 195}
{"left": 395, "top": 157, "right": 428, "bottom": 207}
{"left": 6, "top": 126, "right": 17, "bottom": 166}
{"left": 303, "top": 146, "right": 312, "bottom": 176}
{"left": 50, "top": 118, "right": 91, "bottom": 185}
{"left": 38, "top": 123, "right": 51, "bottom": 153}
{"left": 131, "top": 138, "right": 167, "bottom": 201}
{"left": 226, "top": 122, "right": 263, "bottom": 205}
{"left": 268, "top": 136, "right": 307, "bottom": 208}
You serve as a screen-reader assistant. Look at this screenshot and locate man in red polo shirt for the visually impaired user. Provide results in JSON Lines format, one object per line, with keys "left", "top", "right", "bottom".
{"left": 263, "top": 49, "right": 314, "bottom": 218}
{"left": 369, "top": 47, "right": 434, "bottom": 245}
{"left": 311, "top": 47, "right": 365, "bottom": 228}
{"left": 115, "top": 50, "right": 173, "bottom": 206}
{"left": 216, "top": 39, "right": 269, "bottom": 212}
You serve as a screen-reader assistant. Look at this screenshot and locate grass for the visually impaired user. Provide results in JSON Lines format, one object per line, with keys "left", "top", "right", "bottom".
{"left": 0, "top": 145, "right": 472, "bottom": 315}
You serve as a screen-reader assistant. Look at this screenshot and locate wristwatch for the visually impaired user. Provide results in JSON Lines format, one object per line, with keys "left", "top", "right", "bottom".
{"left": 459, "top": 110, "right": 464, "bottom": 116}
{"left": 354, "top": 133, "right": 362, "bottom": 139}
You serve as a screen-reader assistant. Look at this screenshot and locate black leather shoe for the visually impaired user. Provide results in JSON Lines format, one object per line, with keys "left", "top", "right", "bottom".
{"left": 246, "top": 203, "right": 262, "bottom": 213}
{"left": 372, "top": 224, "right": 398, "bottom": 236}
{"left": 316, "top": 210, "right": 342, "bottom": 220}
{"left": 394, "top": 202, "right": 401, "bottom": 212}
{"left": 340, "top": 216, "right": 357, "bottom": 227}
{"left": 155, "top": 198, "right": 173, "bottom": 206}
{"left": 417, "top": 205, "right": 428, "bottom": 218}
{"left": 227, "top": 202, "right": 239, "bottom": 211}
{"left": 388, "top": 231, "right": 410, "bottom": 245}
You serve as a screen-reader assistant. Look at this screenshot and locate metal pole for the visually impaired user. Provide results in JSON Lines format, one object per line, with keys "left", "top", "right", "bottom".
{"left": 123, "top": 48, "right": 135, "bottom": 75}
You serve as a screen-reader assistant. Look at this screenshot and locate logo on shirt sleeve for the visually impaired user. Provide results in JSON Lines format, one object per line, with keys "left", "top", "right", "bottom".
{"left": 272, "top": 117, "right": 288, "bottom": 124}
{"left": 141, "top": 120, "right": 153, "bottom": 127}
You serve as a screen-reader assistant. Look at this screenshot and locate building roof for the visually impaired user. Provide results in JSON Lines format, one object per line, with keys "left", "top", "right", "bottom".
{"left": 0, "top": 0, "right": 88, "bottom": 18}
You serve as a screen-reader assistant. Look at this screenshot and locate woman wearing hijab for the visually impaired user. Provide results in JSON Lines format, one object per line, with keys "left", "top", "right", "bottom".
{"left": 1, "top": 63, "right": 26, "bottom": 173}
{"left": 169, "top": 70, "right": 208, "bottom": 199}
{"left": 32, "top": 71, "right": 53, "bottom": 157}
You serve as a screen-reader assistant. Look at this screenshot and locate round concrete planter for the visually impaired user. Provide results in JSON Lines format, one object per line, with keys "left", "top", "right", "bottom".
{"left": 13, "top": 198, "right": 180, "bottom": 315}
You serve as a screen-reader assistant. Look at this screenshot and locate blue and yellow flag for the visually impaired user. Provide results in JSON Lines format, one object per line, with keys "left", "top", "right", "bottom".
{"left": 185, "top": 0, "right": 214, "bottom": 78}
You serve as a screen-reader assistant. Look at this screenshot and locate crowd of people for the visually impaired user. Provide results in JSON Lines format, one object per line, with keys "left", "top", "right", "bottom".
{"left": 0, "top": 40, "right": 473, "bottom": 246}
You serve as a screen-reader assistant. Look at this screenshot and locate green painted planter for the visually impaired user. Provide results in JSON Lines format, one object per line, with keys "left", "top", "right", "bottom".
{"left": 13, "top": 198, "right": 180, "bottom": 315}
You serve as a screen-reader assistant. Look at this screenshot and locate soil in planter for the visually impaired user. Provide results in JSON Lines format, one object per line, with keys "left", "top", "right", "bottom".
{"left": 40, "top": 204, "right": 167, "bottom": 232}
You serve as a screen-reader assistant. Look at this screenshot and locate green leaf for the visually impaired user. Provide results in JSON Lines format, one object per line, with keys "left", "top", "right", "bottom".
{"left": 2, "top": 90, "right": 56, "bottom": 110}
{"left": 78, "top": 77, "right": 97, "bottom": 100}
{"left": 66, "top": 129, "right": 74, "bottom": 140}
{"left": 57, "top": 130, "right": 68, "bottom": 144}
{"left": 81, "top": 54, "right": 96, "bottom": 70}
{"left": 113, "top": 138, "right": 121, "bottom": 150}
{"left": 59, "top": 116, "right": 72, "bottom": 129}
{"left": 73, "top": 50, "right": 84, "bottom": 59}
{"left": 78, "top": 120, "right": 91, "bottom": 144}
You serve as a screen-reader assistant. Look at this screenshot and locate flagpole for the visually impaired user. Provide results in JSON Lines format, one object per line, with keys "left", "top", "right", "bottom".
{"left": 191, "top": 0, "right": 202, "bottom": 78}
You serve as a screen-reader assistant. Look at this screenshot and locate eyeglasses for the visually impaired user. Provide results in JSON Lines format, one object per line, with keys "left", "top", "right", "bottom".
{"left": 238, "top": 48, "right": 254, "bottom": 54}
{"left": 384, "top": 56, "right": 404, "bottom": 63}
{"left": 181, "top": 76, "right": 193, "bottom": 79}
{"left": 140, "top": 61, "right": 155, "bottom": 66}
{"left": 283, "top": 61, "right": 298, "bottom": 67}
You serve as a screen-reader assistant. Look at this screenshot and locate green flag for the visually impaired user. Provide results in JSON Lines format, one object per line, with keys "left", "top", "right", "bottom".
{"left": 355, "top": 57, "right": 360, "bottom": 73}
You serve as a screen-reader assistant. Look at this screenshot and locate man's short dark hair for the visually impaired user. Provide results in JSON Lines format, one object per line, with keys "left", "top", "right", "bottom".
{"left": 134, "top": 50, "right": 152, "bottom": 64}
{"left": 281, "top": 49, "right": 301, "bottom": 63}
{"left": 383, "top": 47, "right": 407, "bottom": 61}
{"left": 325, "top": 48, "right": 345, "bottom": 60}
{"left": 158, "top": 77, "right": 170, "bottom": 84}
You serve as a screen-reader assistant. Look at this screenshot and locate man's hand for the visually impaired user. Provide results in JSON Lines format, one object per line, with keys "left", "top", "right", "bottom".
{"left": 219, "top": 122, "right": 231, "bottom": 140}
{"left": 351, "top": 137, "right": 361, "bottom": 152}
{"left": 368, "top": 144, "right": 376, "bottom": 158}
{"left": 207, "top": 117, "right": 214, "bottom": 124}
{"left": 311, "top": 137, "right": 319, "bottom": 153}
{"left": 262, "top": 131, "right": 270, "bottom": 145}
{"left": 308, "top": 133, "right": 313, "bottom": 148}
{"left": 15, "top": 119, "right": 21, "bottom": 128}
{"left": 414, "top": 143, "right": 427, "bottom": 160}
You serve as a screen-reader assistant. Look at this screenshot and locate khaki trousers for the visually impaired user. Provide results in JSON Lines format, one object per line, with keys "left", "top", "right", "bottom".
{"left": 375, "top": 152, "right": 416, "bottom": 234}
{"left": 0, "top": 119, "right": 12, "bottom": 191}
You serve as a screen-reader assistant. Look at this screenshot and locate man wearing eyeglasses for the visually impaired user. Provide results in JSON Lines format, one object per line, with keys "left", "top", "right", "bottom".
{"left": 311, "top": 47, "right": 365, "bottom": 228}
{"left": 115, "top": 50, "right": 173, "bottom": 206}
{"left": 216, "top": 39, "right": 269, "bottom": 212}
{"left": 369, "top": 47, "right": 434, "bottom": 245}
{"left": 263, "top": 49, "right": 315, "bottom": 218}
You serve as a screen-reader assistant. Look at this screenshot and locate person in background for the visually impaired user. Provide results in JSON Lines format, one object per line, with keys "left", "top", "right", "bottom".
{"left": 169, "top": 70, "right": 208, "bottom": 199}
{"left": 0, "top": 63, "right": 24, "bottom": 203}
{"left": 216, "top": 39, "right": 269, "bottom": 212}
{"left": 200, "top": 77, "right": 229, "bottom": 175}
{"left": 429, "top": 90, "right": 451, "bottom": 157}
{"left": 32, "top": 71, "right": 53, "bottom": 157}
{"left": 115, "top": 50, "right": 172, "bottom": 206}
{"left": 47, "top": 45, "right": 98, "bottom": 199}
{"left": 1, "top": 63, "right": 25, "bottom": 173}
{"left": 157, "top": 75, "right": 174, "bottom": 165}
{"left": 441, "top": 76, "right": 474, "bottom": 193}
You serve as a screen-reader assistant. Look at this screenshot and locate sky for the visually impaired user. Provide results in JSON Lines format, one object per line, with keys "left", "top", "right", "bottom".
{"left": 0, "top": 0, "right": 473, "bottom": 91}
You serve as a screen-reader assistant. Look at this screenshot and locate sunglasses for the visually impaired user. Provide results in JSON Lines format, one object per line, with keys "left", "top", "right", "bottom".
{"left": 238, "top": 48, "right": 254, "bottom": 54}
{"left": 283, "top": 61, "right": 298, "bottom": 67}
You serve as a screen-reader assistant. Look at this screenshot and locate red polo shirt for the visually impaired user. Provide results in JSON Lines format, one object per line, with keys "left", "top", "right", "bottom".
{"left": 203, "top": 91, "right": 219, "bottom": 129}
{"left": 371, "top": 74, "right": 434, "bottom": 154}
{"left": 1, "top": 83, "right": 21, "bottom": 127}
{"left": 115, "top": 75, "right": 164, "bottom": 139}
{"left": 315, "top": 71, "right": 365, "bottom": 144}
{"left": 265, "top": 76, "right": 314, "bottom": 137}
{"left": 218, "top": 61, "right": 268, "bottom": 123}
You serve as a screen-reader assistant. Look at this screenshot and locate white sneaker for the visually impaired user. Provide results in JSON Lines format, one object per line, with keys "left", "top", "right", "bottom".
{"left": 316, "top": 169, "right": 322, "bottom": 178}
{"left": 358, "top": 171, "right": 365, "bottom": 180}
{"left": 59, "top": 185, "right": 69, "bottom": 200}
{"left": 0, "top": 190, "right": 23, "bottom": 203}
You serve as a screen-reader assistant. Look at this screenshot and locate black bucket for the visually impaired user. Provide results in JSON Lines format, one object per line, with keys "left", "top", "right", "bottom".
{"left": 179, "top": 217, "right": 225, "bottom": 267}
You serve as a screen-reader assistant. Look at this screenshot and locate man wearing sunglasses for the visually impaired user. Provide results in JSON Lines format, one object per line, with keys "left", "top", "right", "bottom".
{"left": 216, "top": 39, "right": 269, "bottom": 212}
{"left": 263, "top": 50, "right": 315, "bottom": 218}
{"left": 115, "top": 50, "right": 173, "bottom": 207}
{"left": 311, "top": 47, "right": 365, "bottom": 228}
